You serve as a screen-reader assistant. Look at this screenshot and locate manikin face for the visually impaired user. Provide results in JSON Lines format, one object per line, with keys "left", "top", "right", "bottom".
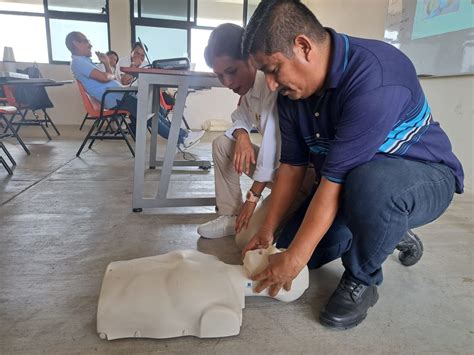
{"left": 251, "top": 35, "right": 326, "bottom": 100}
{"left": 73, "top": 33, "right": 93, "bottom": 57}
{"left": 131, "top": 46, "right": 145, "bottom": 66}
{"left": 211, "top": 55, "right": 256, "bottom": 96}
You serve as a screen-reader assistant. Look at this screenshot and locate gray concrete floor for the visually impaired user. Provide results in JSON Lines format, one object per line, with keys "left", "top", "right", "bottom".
{"left": 1, "top": 125, "right": 473, "bottom": 354}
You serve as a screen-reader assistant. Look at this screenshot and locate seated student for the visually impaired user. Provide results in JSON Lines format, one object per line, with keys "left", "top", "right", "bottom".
{"left": 118, "top": 42, "right": 149, "bottom": 86}
{"left": 97, "top": 50, "right": 121, "bottom": 82}
{"left": 197, "top": 23, "right": 314, "bottom": 241}
{"left": 65, "top": 32, "right": 204, "bottom": 149}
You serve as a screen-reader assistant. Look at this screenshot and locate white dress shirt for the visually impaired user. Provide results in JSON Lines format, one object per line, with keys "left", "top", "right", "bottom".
{"left": 117, "top": 56, "right": 149, "bottom": 86}
{"left": 225, "top": 71, "right": 280, "bottom": 183}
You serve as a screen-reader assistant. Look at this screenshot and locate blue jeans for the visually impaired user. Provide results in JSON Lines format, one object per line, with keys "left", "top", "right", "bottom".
{"left": 115, "top": 95, "right": 187, "bottom": 145}
{"left": 276, "top": 158, "right": 456, "bottom": 286}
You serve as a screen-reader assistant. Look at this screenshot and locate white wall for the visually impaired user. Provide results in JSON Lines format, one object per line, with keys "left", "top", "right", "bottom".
{"left": 307, "top": 0, "right": 473, "bottom": 190}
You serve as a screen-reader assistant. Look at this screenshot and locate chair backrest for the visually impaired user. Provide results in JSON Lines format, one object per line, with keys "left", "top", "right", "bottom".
{"left": 160, "top": 90, "right": 174, "bottom": 112}
{"left": 1, "top": 85, "right": 20, "bottom": 107}
{"left": 76, "top": 80, "right": 102, "bottom": 117}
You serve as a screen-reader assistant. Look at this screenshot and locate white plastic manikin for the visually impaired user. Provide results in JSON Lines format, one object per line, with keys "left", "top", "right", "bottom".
{"left": 97, "top": 245, "right": 309, "bottom": 340}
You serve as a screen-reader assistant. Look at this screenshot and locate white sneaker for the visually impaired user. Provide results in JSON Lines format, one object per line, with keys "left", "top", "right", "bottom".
{"left": 197, "top": 215, "right": 237, "bottom": 239}
{"left": 181, "top": 130, "right": 205, "bottom": 150}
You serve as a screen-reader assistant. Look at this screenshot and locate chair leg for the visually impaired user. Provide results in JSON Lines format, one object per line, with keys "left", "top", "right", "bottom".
{"left": 79, "top": 113, "right": 89, "bottom": 130}
{"left": 0, "top": 156, "right": 13, "bottom": 175}
{"left": 13, "top": 109, "right": 28, "bottom": 135}
{"left": 77, "top": 119, "right": 99, "bottom": 157}
{"left": 0, "top": 142, "right": 16, "bottom": 166}
{"left": 43, "top": 109, "right": 60, "bottom": 135}
{"left": 114, "top": 117, "right": 134, "bottom": 157}
{"left": 32, "top": 110, "right": 52, "bottom": 140}
{"left": 1, "top": 115, "right": 30, "bottom": 155}
{"left": 89, "top": 119, "right": 107, "bottom": 149}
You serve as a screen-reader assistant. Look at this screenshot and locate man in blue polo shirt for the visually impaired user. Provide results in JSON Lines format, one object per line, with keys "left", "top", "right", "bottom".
{"left": 241, "top": 0, "right": 464, "bottom": 329}
{"left": 65, "top": 31, "right": 204, "bottom": 149}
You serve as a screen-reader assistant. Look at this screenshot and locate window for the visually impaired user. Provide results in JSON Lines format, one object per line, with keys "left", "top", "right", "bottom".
{"left": 131, "top": 0, "right": 260, "bottom": 72}
{"left": 0, "top": 14, "right": 48, "bottom": 63}
{"left": 0, "top": 0, "right": 110, "bottom": 63}
{"left": 136, "top": 26, "right": 188, "bottom": 60}
{"left": 50, "top": 19, "right": 109, "bottom": 62}
{"left": 196, "top": 0, "right": 243, "bottom": 27}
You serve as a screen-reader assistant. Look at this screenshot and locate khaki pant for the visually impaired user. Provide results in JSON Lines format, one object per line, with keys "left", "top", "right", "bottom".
{"left": 212, "top": 135, "right": 315, "bottom": 250}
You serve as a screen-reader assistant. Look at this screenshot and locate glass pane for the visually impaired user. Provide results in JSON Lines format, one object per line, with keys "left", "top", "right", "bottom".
{"left": 48, "top": 0, "right": 106, "bottom": 14}
{"left": 0, "top": 0, "right": 44, "bottom": 13}
{"left": 197, "top": 0, "right": 243, "bottom": 27}
{"left": 191, "top": 28, "right": 212, "bottom": 72}
{"left": 190, "top": 0, "right": 194, "bottom": 22}
{"left": 141, "top": 0, "right": 188, "bottom": 21}
{"left": 134, "top": 0, "right": 138, "bottom": 17}
{"left": 135, "top": 26, "right": 188, "bottom": 60}
{"left": 0, "top": 14, "right": 48, "bottom": 63}
{"left": 247, "top": 0, "right": 260, "bottom": 24}
{"left": 49, "top": 19, "right": 109, "bottom": 61}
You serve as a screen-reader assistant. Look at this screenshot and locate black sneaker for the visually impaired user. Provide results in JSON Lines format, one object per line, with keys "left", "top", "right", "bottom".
{"left": 320, "top": 275, "right": 379, "bottom": 330}
{"left": 396, "top": 230, "right": 423, "bottom": 266}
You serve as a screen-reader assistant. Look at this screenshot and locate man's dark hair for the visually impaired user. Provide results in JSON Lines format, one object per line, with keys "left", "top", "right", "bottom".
{"left": 242, "top": 0, "right": 327, "bottom": 59}
{"left": 204, "top": 23, "right": 245, "bottom": 68}
{"left": 106, "top": 50, "right": 119, "bottom": 61}
{"left": 65, "top": 31, "right": 83, "bottom": 53}
{"left": 132, "top": 42, "right": 145, "bottom": 52}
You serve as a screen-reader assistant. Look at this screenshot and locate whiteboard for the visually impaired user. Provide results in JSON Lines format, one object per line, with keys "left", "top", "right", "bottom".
{"left": 384, "top": 0, "right": 474, "bottom": 77}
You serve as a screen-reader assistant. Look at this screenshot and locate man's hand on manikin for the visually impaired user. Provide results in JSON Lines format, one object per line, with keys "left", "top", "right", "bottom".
{"left": 251, "top": 250, "right": 306, "bottom": 297}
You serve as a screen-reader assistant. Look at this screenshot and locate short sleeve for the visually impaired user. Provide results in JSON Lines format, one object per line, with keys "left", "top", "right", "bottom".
{"left": 71, "top": 57, "right": 96, "bottom": 79}
{"left": 321, "top": 85, "right": 411, "bottom": 183}
{"left": 278, "top": 95, "right": 309, "bottom": 166}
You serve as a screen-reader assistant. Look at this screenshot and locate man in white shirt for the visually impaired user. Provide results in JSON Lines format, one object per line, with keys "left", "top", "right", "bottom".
{"left": 97, "top": 50, "right": 121, "bottom": 82}
{"left": 198, "top": 23, "right": 314, "bottom": 243}
{"left": 118, "top": 42, "right": 149, "bottom": 86}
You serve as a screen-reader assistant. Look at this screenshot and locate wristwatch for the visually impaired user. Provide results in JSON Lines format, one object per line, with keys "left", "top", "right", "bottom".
{"left": 246, "top": 189, "right": 260, "bottom": 203}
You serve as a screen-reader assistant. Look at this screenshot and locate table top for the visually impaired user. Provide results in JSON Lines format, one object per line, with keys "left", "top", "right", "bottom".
{"left": 0, "top": 78, "right": 74, "bottom": 86}
{"left": 121, "top": 67, "right": 217, "bottom": 78}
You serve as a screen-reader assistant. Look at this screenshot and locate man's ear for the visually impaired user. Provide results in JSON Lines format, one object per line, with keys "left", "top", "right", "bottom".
{"left": 293, "top": 35, "right": 313, "bottom": 62}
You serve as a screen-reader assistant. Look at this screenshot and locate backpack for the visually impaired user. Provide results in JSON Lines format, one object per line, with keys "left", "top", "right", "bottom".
{"left": 13, "top": 64, "right": 53, "bottom": 110}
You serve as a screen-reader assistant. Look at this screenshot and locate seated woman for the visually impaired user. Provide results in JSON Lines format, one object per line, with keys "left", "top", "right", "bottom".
{"left": 65, "top": 31, "right": 204, "bottom": 150}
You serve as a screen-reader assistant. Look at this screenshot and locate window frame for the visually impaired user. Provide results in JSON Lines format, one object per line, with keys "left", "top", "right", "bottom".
{"left": 130, "top": 0, "right": 252, "bottom": 64}
{"left": 0, "top": 0, "right": 111, "bottom": 64}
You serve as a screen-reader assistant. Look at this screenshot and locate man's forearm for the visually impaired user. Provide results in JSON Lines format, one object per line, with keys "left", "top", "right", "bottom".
{"left": 287, "top": 178, "right": 342, "bottom": 263}
{"left": 262, "top": 163, "right": 307, "bottom": 233}
{"left": 103, "top": 62, "right": 113, "bottom": 74}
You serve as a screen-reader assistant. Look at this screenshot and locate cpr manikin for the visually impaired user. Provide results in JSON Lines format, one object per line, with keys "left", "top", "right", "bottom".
{"left": 97, "top": 246, "right": 309, "bottom": 340}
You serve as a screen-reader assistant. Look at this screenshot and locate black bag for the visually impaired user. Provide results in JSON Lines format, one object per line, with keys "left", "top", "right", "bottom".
{"left": 13, "top": 64, "right": 53, "bottom": 110}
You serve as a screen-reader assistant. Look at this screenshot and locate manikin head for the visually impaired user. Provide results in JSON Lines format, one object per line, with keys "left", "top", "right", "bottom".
{"left": 65, "top": 31, "right": 92, "bottom": 57}
{"left": 242, "top": 0, "right": 331, "bottom": 100}
{"left": 204, "top": 23, "right": 256, "bottom": 96}
{"left": 130, "top": 42, "right": 146, "bottom": 67}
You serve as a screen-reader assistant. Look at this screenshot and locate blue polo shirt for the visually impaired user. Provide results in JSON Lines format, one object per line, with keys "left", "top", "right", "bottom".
{"left": 70, "top": 55, "right": 124, "bottom": 109}
{"left": 278, "top": 28, "right": 464, "bottom": 193}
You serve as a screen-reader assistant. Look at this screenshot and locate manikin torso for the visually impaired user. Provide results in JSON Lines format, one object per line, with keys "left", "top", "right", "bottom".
{"left": 97, "top": 246, "right": 309, "bottom": 340}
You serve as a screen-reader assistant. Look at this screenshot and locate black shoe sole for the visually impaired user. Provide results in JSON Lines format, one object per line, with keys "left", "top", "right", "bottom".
{"left": 396, "top": 230, "right": 424, "bottom": 267}
{"left": 319, "top": 291, "right": 379, "bottom": 330}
